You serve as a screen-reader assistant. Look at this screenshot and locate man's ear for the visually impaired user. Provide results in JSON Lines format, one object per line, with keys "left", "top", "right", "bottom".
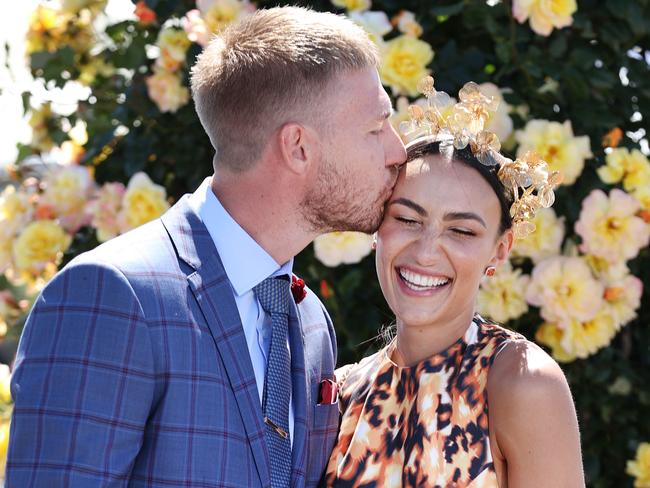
{"left": 278, "top": 122, "right": 316, "bottom": 175}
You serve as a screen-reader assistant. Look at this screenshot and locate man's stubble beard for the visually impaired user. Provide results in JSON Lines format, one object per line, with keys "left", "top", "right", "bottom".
{"left": 301, "top": 156, "right": 388, "bottom": 235}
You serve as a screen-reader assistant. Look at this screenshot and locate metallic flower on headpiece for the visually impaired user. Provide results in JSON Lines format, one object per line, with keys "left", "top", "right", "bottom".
{"left": 402, "top": 75, "right": 562, "bottom": 239}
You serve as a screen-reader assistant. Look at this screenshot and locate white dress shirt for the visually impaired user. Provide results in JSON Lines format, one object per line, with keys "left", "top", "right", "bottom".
{"left": 188, "top": 177, "right": 295, "bottom": 443}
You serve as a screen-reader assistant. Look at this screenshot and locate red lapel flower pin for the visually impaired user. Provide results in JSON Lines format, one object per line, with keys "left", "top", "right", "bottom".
{"left": 291, "top": 275, "right": 307, "bottom": 304}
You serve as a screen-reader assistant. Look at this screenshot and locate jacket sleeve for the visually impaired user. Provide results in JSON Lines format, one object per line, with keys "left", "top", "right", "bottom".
{"left": 6, "top": 259, "right": 156, "bottom": 487}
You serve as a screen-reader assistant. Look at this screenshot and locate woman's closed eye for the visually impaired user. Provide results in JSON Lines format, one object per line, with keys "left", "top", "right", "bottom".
{"left": 395, "top": 216, "right": 419, "bottom": 226}
{"left": 450, "top": 227, "right": 476, "bottom": 236}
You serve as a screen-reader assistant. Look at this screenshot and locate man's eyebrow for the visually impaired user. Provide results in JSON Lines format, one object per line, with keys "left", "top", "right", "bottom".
{"left": 443, "top": 212, "right": 487, "bottom": 228}
{"left": 389, "top": 198, "right": 427, "bottom": 216}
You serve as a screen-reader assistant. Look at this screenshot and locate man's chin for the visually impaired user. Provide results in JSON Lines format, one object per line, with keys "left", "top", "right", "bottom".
{"left": 302, "top": 196, "right": 384, "bottom": 235}
{"left": 344, "top": 209, "right": 383, "bottom": 234}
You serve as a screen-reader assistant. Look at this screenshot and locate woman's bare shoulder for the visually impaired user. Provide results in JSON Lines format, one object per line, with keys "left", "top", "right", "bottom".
{"left": 487, "top": 338, "right": 585, "bottom": 487}
{"left": 489, "top": 338, "right": 568, "bottom": 397}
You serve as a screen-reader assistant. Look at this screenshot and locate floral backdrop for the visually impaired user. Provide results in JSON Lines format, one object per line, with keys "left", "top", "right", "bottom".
{"left": 1, "top": 0, "right": 649, "bottom": 485}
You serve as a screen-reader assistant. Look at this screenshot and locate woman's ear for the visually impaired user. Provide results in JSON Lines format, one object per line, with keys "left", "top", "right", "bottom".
{"left": 277, "top": 122, "right": 317, "bottom": 175}
{"left": 488, "top": 228, "right": 514, "bottom": 268}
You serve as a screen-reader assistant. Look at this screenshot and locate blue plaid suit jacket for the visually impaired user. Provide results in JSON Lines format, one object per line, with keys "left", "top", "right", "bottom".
{"left": 7, "top": 196, "right": 340, "bottom": 487}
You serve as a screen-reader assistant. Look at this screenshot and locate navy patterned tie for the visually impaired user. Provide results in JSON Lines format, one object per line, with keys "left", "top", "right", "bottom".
{"left": 254, "top": 277, "right": 292, "bottom": 488}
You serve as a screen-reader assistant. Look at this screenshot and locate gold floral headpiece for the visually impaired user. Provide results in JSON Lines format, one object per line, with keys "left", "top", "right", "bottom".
{"left": 399, "top": 75, "right": 562, "bottom": 239}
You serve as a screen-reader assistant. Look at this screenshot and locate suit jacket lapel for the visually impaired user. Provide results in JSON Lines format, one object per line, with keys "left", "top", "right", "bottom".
{"left": 288, "top": 302, "right": 308, "bottom": 487}
{"left": 161, "top": 197, "right": 270, "bottom": 487}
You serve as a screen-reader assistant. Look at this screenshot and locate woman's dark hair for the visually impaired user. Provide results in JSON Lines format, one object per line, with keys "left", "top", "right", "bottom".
{"left": 406, "top": 138, "right": 514, "bottom": 235}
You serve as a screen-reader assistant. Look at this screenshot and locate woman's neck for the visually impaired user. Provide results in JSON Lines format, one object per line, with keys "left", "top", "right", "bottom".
{"left": 393, "top": 308, "right": 476, "bottom": 367}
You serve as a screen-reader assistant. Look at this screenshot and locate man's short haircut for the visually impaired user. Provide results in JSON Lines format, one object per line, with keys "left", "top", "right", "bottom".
{"left": 190, "top": 6, "right": 379, "bottom": 172}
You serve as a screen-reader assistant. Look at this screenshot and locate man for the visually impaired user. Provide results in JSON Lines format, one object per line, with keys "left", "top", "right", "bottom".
{"left": 7, "top": 7, "right": 406, "bottom": 487}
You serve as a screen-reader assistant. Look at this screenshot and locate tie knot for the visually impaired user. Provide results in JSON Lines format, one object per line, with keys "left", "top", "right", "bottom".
{"left": 254, "top": 277, "right": 292, "bottom": 315}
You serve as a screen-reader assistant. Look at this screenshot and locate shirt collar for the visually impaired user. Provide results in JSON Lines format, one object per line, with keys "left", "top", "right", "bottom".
{"left": 188, "top": 177, "right": 293, "bottom": 296}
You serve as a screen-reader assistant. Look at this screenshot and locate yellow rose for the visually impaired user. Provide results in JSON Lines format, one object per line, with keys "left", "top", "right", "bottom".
{"left": 511, "top": 207, "right": 565, "bottom": 263}
{"left": 66, "top": 119, "right": 88, "bottom": 147}
{"left": 60, "top": 0, "right": 107, "bottom": 14}
{"left": 526, "top": 256, "right": 604, "bottom": 329}
{"left": 51, "top": 140, "right": 86, "bottom": 165}
{"left": 627, "top": 442, "right": 650, "bottom": 488}
{"left": 314, "top": 232, "right": 374, "bottom": 267}
{"left": 182, "top": 10, "right": 211, "bottom": 47}
{"left": 119, "top": 173, "right": 170, "bottom": 231}
{"left": 575, "top": 189, "right": 650, "bottom": 263}
{"left": 13, "top": 220, "right": 72, "bottom": 277}
{"left": 331, "top": 0, "right": 371, "bottom": 12}
{"left": 477, "top": 261, "right": 530, "bottom": 323}
{"left": 78, "top": 58, "right": 115, "bottom": 86}
{"left": 393, "top": 11, "right": 423, "bottom": 38}
{"left": 26, "top": 4, "right": 68, "bottom": 54}
{"left": 28, "top": 103, "right": 55, "bottom": 152}
{"left": 561, "top": 312, "right": 618, "bottom": 360}
{"left": 89, "top": 182, "right": 126, "bottom": 242}
{"left": 0, "top": 239, "right": 12, "bottom": 275}
{"left": 156, "top": 28, "right": 191, "bottom": 72}
{"left": 0, "top": 291, "right": 23, "bottom": 339}
{"left": 145, "top": 69, "right": 190, "bottom": 113}
{"left": 64, "top": 10, "right": 96, "bottom": 54}
{"left": 513, "top": 0, "right": 577, "bottom": 37}
{"left": 0, "top": 364, "right": 11, "bottom": 404}
{"left": 41, "top": 165, "right": 94, "bottom": 232}
{"left": 598, "top": 148, "right": 650, "bottom": 192}
{"left": 515, "top": 119, "right": 592, "bottom": 185}
{"left": 380, "top": 35, "right": 434, "bottom": 97}
{"left": 602, "top": 273, "right": 643, "bottom": 327}
{"left": 0, "top": 185, "right": 32, "bottom": 240}
{"left": 199, "top": 0, "right": 255, "bottom": 34}
{"left": 633, "top": 186, "right": 650, "bottom": 222}
{"left": 0, "top": 420, "right": 10, "bottom": 476}
{"left": 583, "top": 254, "right": 628, "bottom": 282}
{"left": 348, "top": 11, "right": 392, "bottom": 48}
{"left": 535, "top": 322, "right": 576, "bottom": 362}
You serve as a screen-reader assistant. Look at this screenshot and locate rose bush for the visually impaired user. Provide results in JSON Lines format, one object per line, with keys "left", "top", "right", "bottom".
{"left": 1, "top": 0, "right": 649, "bottom": 485}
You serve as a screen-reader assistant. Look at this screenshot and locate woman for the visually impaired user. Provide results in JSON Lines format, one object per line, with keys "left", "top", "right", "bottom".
{"left": 323, "top": 135, "right": 584, "bottom": 487}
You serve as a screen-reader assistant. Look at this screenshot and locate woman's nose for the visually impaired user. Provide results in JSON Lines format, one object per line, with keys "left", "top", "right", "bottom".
{"left": 413, "top": 231, "right": 442, "bottom": 266}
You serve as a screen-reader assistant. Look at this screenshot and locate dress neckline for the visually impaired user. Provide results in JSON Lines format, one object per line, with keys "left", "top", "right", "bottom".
{"left": 383, "top": 319, "right": 479, "bottom": 370}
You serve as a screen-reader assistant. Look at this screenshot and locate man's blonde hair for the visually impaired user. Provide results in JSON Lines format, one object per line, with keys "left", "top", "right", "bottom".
{"left": 190, "top": 6, "right": 379, "bottom": 172}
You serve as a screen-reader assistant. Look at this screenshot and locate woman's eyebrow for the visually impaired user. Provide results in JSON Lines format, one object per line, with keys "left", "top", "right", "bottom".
{"left": 388, "top": 198, "right": 427, "bottom": 216}
{"left": 443, "top": 211, "right": 487, "bottom": 228}
{"left": 388, "top": 200, "right": 487, "bottom": 228}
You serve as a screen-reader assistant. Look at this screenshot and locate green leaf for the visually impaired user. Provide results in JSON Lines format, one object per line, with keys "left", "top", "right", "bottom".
{"left": 626, "top": 3, "right": 648, "bottom": 36}
{"left": 430, "top": 2, "right": 464, "bottom": 17}
{"left": 589, "top": 69, "right": 617, "bottom": 90}
{"left": 30, "top": 46, "right": 76, "bottom": 85}
{"left": 21, "top": 91, "right": 31, "bottom": 115}
{"left": 495, "top": 42, "right": 511, "bottom": 64}
{"left": 549, "top": 35, "right": 568, "bottom": 58}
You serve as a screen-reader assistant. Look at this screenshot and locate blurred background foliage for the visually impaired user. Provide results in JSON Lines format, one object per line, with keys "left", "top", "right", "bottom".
{"left": 1, "top": 0, "right": 650, "bottom": 485}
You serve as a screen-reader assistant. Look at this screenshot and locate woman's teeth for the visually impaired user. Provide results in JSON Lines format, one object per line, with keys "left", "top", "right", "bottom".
{"left": 399, "top": 268, "right": 450, "bottom": 290}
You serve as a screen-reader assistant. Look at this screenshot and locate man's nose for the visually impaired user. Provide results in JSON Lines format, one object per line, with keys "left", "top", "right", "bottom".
{"left": 385, "top": 123, "right": 407, "bottom": 168}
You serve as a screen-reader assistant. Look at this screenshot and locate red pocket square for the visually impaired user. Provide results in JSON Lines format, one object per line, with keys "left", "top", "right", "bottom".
{"left": 318, "top": 378, "right": 338, "bottom": 405}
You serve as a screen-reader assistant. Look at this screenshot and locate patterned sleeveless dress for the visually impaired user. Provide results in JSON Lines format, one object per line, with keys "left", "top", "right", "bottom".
{"left": 323, "top": 317, "right": 525, "bottom": 488}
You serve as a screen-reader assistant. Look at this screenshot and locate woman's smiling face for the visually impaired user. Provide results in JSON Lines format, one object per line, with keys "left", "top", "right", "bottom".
{"left": 376, "top": 154, "right": 513, "bottom": 330}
